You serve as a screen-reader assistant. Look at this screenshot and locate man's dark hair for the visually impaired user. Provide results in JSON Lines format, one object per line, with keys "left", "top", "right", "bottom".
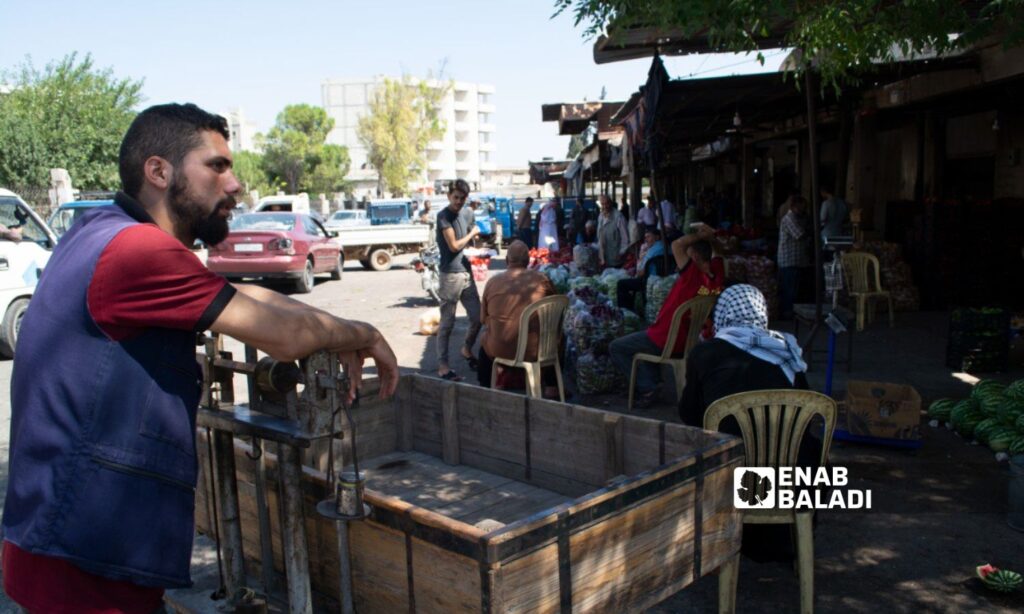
{"left": 691, "top": 239, "right": 713, "bottom": 263}
{"left": 119, "top": 103, "right": 229, "bottom": 198}
{"left": 525, "top": 197, "right": 534, "bottom": 204}
{"left": 448, "top": 179, "right": 471, "bottom": 196}
{"left": 646, "top": 227, "right": 662, "bottom": 239}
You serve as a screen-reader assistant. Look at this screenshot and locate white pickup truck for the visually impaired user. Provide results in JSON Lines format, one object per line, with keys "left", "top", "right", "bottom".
{"left": 333, "top": 223, "right": 430, "bottom": 271}
{"left": 0, "top": 189, "right": 58, "bottom": 357}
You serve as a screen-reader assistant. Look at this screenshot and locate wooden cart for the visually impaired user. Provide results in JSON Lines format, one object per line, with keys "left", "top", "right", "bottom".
{"left": 196, "top": 374, "right": 743, "bottom": 613}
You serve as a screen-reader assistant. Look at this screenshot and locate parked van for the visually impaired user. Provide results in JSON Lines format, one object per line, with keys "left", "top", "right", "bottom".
{"left": 0, "top": 189, "right": 58, "bottom": 357}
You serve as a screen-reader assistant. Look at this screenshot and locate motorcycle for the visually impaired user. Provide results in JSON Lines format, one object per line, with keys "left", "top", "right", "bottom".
{"left": 411, "top": 244, "right": 441, "bottom": 304}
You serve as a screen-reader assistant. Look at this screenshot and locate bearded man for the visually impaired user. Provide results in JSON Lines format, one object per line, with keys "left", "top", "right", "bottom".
{"left": 1, "top": 103, "right": 400, "bottom": 612}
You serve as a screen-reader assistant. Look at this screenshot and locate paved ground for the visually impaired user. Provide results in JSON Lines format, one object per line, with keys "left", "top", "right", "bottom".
{"left": 2, "top": 253, "right": 1023, "bottom": 612}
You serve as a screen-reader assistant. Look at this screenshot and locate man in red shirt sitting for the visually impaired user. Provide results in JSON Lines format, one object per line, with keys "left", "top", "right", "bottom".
{"left": 610, "top": 225, "right": 723, "bottom": 408}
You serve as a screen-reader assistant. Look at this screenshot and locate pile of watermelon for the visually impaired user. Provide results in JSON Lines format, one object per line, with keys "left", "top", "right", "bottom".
{"left": 928, "top": 378, "right": 1024, "bottom": 457}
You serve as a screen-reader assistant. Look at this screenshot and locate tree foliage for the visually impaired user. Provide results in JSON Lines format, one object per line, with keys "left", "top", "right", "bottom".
{"left": 357, "top": 76, "right": 450, "bottom": 196}
{"left": 0, "top": 53, "right": 143, "bottom": 189}
{"left": 554, "top": 0, "right": 1024, "bottom": 89}
{"left": 231, "top": 150, "right": 275, "bottom": 199}
{"left": 260, "top": 104, "right": 350, "bottom": 194}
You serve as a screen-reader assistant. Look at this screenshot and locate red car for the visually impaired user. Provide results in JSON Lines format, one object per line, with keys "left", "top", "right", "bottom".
{"left": 206, "top": 212, "right": 343, "bottom": 293}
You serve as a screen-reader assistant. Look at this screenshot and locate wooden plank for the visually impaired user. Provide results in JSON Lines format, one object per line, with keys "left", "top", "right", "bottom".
{"left": 569, "top": 482, "right": 698, "bottom": 613}
{"left": 394, "top": 376, "right": 414, "bottom": 452}
{"left": 698, "top": 461, "right": 744, "bottom": 577}
{"left": 411, "top": 375, "right": 444, "bottom": 457}
{"left": 450, "top": 481, "right": 571, "bottom": 528}
{"left": 442, "top": 384, "right": 460, "bottom": 465}
{"left": 495, "top": 542, "right": 562, "bottom": 614}
{"left": 662, "top": 422, "right": 711, "bottom": 462}
{"left": 603, "top": 414, "right": 624, "bottom": 481}
{"left": 349, "top": 522, "right": 410, "bottom": 614}
{"left": 621, "top": 415, "right": 664, "bottom": 476}
{"left": 455, "top": 385, "right": 528, "bottom": 480}
{"left": 411, "top": 536, "right": 481, "bottom": 613}
{"left": 528, "top": 399, "right": 610, "bottom": 489}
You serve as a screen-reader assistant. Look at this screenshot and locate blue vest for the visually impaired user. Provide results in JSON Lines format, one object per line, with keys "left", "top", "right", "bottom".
{"left": 3, "top": 200, "right": 201, "bottom": 588}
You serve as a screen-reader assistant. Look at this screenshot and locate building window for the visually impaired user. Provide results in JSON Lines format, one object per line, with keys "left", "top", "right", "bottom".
{"left": 478, "top": 93, "right": 490, "bottom": 105}
{"left": 480, "top": 151, "right": 490, "bottom": 163}
{"left": 479, "top": 132, "right": 490, "bottom": 144}
{"left": 455, "top": 110, "right": 468, "bottom": 123}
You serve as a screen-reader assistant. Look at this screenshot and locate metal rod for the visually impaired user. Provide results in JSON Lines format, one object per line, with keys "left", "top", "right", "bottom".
{"left": 213, "top": 428, "right": 246, "bottom": 597}
{"left": 205, "top": 427, "right": 227, "bottom": 599}
{"left": 278, "top": 442, "right": 313, "bottom": 614}
{"left": 336, "top": 519, "right": 356, "bottom": 614}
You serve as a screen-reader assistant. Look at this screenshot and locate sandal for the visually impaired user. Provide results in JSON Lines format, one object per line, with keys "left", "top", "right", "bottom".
{"left": 463, "top": 353, "right": 480, "bottom": 370}
{"left": 439, "top": 370, "right": 463, "bottom": 382}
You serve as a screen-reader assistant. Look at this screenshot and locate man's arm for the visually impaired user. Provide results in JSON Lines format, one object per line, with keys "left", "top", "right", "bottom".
{"left": 670, "top": 224, "right": 715, "bottom": 270}
{"left": 211, "top": 291, "right": 399, "bottom": 399}
{"left": 442, "top": 225, "right": 479, "bottom": 253}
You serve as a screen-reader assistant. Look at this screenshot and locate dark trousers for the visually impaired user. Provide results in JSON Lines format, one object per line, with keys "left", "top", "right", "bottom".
{"left": 616, "top": 277, "right": 646, "bottom": 313}
{"left": 779, "top": 266, "right": 801, "bottom": 318}
{"left": 517, "top": 228, "right": 532, "bottom": 248}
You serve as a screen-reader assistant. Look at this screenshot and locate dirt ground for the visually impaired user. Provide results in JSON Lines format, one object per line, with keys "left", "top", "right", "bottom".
{"left": 3, "top": 253, "right": 1023, "bottom": 613}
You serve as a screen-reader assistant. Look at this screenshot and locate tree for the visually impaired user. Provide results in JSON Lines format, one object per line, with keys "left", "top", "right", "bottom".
{"left": 231, "top": 150, "right": 274, "bottom": 199}
{"left": 260, "top": 104, "right": 350, "bottom": 194}
{"left": 0, "top": 53, "right": 143, "bottom": 189}
{"left": 357, "top": 76, "right": 450, "bottom": 196}
{"left": 554, "top": 0, "right": 1024, "bottom": 89}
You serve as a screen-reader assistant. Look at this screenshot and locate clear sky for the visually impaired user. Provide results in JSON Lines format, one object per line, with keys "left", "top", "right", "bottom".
{"left": 0, "top": 0, "right": 785, "bottom": 167}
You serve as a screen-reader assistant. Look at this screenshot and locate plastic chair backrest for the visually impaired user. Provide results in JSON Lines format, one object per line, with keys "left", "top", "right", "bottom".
{"left": 512, "top": 295, "right": 569, "bottom": 364}
{"left": 660, "top": 295, "right": 717, "bottom": 360}
{"left": 841, "top": 252, "right": 883, "bottom": 294}
{"left": 704, "top": 390, "right": 837, "bottom": 468}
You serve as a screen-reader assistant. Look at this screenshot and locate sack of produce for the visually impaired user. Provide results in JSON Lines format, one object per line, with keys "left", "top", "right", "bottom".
{"left": 598, "top": 268, "right": 630, "bottom": 305}
{"left": 576, "top": 351, "right": 625, "bottom": 395}
{"left": 646, "top": 274, "right": 678, "bottom": 323}
{"left": 539, "top": 264, "right": 571, "bottom": 294}
{"left": 418, "top": 308, "right": 441, "bottom": 336}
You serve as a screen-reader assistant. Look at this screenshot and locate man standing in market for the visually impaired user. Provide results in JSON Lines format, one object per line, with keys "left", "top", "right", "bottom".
{"left": 610, "top": 224, "right": 724, "bottom": 408}
{"left": 820, "top": 185, "right": 849, "bottom": 242}
{"left": 435, "top": 178, "right": 482, "bottom": 381}
{"left": 1, "top": 103, "right": 400, "bottom": 613}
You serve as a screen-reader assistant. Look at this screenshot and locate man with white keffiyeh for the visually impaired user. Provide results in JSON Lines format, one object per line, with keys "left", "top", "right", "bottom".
{"left": 678, "top": 284, "right": 810, "bottom": 427}
{"left": 681, "top": 283, "right": 824, "bottom": 567}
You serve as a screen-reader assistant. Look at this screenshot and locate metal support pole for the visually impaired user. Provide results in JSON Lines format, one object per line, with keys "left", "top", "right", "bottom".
{"left": 245, "top": 345, "right": 276, "bottom": 595}
{"left": 213, "top": 429, "right": 246, "bottom": 597}
{"left": 805, "top": 68, "right": 824, "bottom": 325}
{"left": 278, "top": 442, "right": 313, "bottom": 614}
{"left": 336, "top": 519, "right": 356, "bottom": 614}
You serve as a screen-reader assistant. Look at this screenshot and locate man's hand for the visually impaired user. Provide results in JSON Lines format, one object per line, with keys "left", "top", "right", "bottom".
{"left": 335, "top": 332, "right": 399, "bottom": 402}
{"left": 469, "top": 225, "right": 481, "bottom": 239}
{"left": 696, "top": 224, "right": 716, "bottom": 239}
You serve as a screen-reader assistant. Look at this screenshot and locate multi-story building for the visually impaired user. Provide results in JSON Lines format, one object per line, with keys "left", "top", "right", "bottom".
{"left": 321, "top": 77, "right": 496, "bottom": 193}
{"left": 220, "top": 108, "right": 259, "bottom": 153}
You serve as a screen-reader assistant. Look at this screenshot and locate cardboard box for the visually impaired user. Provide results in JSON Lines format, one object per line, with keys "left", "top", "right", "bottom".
{"left": 841, "top": 380, "right": 922, "bottom": 441}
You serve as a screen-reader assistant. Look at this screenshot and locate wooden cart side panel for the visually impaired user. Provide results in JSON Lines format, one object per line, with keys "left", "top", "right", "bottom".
{"left": 662, "top": 423, "right": 712, "bottom": 460}
{"left": 410, "top": 536, "right": 482, "bottom": 613}
{"left": 569, "top": 482, "right": 698, "bottom": 613}
{"left": 527, "top": 399, "right": 612, "bottom": 495}
{"left": 455, "top": 385, "right": 529, "bottom": 481}
{"left": 621, "top": 416, "right": 665, "bottom": 476}
{"left": 411, "top": 375, "right": 445, "bottom": 458}
{"left": 698, "top": 458, "right": 744, "bottom": 577}
{"left": 494, "top": 542, "right": 561, "bottom": 614}
{"left": 349, "top": 522, "right": 412, "bottom": 614}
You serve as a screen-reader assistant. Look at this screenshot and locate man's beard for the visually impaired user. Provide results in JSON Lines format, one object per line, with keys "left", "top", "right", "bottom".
{"left": 167, "top": 173, "right": 234, "bottom": 246}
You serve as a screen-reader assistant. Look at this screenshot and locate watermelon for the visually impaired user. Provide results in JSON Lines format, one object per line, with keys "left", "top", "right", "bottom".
{"left": 1009, "top": 436, "right": 1024, "bottom": 456}
{"left": 951, "top": 398, "right": 981, "bottom": 425}
{"left": 998, "top": 399, "right": 1024, "bottom": 425}
{"left": 1016, "top": 414, "right": 1024, "bottom": 432}
{"left": 957, "top": 414, "right": 984, "bottom": 439}
{"left": 973, "top": 380, "right": 1007, "bottom": 400}
{"left": 973, "top": 418, "right": 1001, "bottom": 444}
{"left": 1006, "top": 379, "right": 1024, "bottom": 401}
{"left": 981, "top": 567, "right": 1023, "bottom": 593}
{"left": 928, "top": 398, "right": 956, "bottom": 421}
{"left": 989, "top": 431, "right": 1016, "bottom": 453}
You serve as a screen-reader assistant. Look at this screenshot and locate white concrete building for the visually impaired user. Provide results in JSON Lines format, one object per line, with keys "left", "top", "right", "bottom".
{"left": 220, "top": 108, "right": 259, "bottom": 153}
{"left": 321, "top": 77, "right": 496, "bottom": 193}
